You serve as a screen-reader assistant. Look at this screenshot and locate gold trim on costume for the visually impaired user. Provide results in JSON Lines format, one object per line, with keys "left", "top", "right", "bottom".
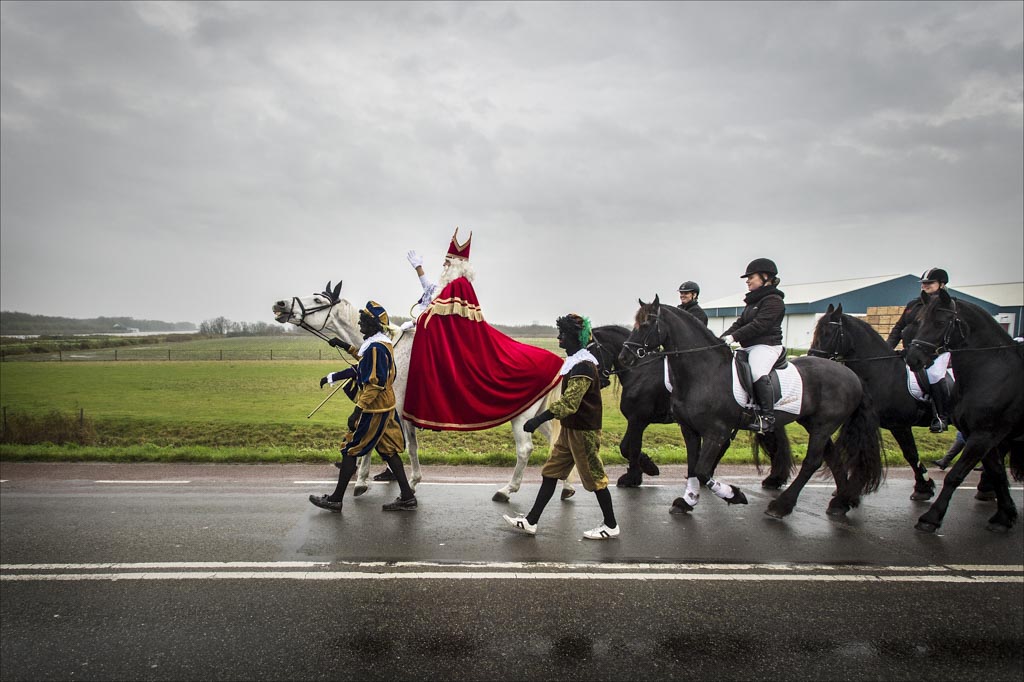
{"left": 421, "top": 296, "right": 485, "bottom": 327}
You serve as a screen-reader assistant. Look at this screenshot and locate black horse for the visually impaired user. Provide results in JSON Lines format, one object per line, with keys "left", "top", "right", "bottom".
{"left": 904, "top": 290, "right": 1024, "bottom": 533}
{"left": 619, "top": 297, "right": 884, "bottom": 518}
{"left": 809, "top": 304, "right": 937, "bottom": 500}
{"left": 589, "top": 324, "right": 793, "bottom": 490}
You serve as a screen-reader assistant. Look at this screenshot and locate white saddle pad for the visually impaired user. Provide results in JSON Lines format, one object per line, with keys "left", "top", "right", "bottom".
{"left": 905, "top": 367, "right": 954, "bottom": 401}
{"left": 731, "top": 361, "right": 803, "bottom": 415}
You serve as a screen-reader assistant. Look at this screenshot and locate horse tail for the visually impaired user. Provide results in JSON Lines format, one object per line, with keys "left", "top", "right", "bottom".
{"left": 834, "top": 378, "right": 885, "bottom": 495}
{"left": 752, "top": 426, "right": 793, "bottom": 479}
{"left": 1010, "top": 438, "right": 1024, "bottom": 483}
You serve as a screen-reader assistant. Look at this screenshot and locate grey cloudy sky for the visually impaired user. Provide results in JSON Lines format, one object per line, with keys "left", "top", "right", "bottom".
{"left": 2, "top": 1, "right": 1022, "bottom": 328}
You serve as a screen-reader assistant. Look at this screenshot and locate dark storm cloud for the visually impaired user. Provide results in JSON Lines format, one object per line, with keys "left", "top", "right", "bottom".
{"left": 2, "top": 1, "right": 1021, "bottom": 327}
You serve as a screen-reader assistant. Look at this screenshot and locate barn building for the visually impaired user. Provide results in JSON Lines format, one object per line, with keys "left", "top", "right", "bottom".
{"left": 699, "top": 274, "right": 1023, "bottom": 350}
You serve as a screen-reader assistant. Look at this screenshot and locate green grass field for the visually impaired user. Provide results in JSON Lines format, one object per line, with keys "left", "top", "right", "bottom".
{"left": 0, "top": 336, "right": 954, "bottom": 466}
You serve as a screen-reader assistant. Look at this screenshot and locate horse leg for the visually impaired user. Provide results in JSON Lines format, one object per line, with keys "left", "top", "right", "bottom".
{"left": 916, "top": 437, "right": 996, "bottom": 533}
{"left": 493, "top": 412, "right": 535, "bottom": 503}
{"left": 766, "top": 431, "right": 830, "bottom": 519}
{"left": 616, "top": 420, "right": 647, "bottom": 488}
{"left": 405, "top": 423, "right": 421, "bottom": 490}
{"left": 757, "top": 427, "right": 792, "bottom": 490}
{"left": 890, "top": 426, "right": 935, "bottom": 501}
{"left": 980, "top": 449, "right": 1018, "bottom": 533}
{"left": 670, "top": 427, "right": 703, "bottom": 513}
{"left": 705, "top": 439, "right": 748, "bottom": 505}
{"left": 824, "top": 439, "right": 859, "bottom": 516}
{"left": 352, "top": 452, "right": 372, "bottom": 497}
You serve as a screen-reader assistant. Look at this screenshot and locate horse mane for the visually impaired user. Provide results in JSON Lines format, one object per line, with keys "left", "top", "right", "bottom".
{"left": 948, "top": 297, "right": 1014, "bottom": 341}
{"left": 840, "top": 312, "right": 893, "bottom": 351}
{"left": 660, "top": 303, "right": 724, "bottom": 344}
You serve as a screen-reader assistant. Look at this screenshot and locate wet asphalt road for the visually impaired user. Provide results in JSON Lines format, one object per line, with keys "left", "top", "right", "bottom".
{"left": 1, "top": 462, "right": 1022, "bottom": 681}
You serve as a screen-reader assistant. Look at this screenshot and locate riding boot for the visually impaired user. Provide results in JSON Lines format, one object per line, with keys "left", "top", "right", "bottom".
{"left": 749, "top": 376, "right": 776, "bottom": 434}
{"left": 932, "top": 432, "right": 965, "bottom": 470}
{"left": 928, "top": 380, "right": 951, "bottom": 433}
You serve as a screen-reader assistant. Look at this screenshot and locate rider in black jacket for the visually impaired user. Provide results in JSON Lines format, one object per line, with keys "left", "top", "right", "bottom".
{"left": 677, "top": 281, "right": 709, "bottom": 326}
{"left": 720, "top": 258, "right": 786, "bottom": 433}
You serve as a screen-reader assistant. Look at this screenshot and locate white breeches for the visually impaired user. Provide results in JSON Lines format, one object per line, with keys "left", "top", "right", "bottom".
{"left": 747, "top": 344, "right": 784, "bottom": 380}
{"left": 926, "top": 351, "right": 951, "bottom": 384}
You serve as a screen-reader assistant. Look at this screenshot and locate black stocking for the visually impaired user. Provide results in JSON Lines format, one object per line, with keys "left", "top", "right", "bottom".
{"left": 595, "top": 488, "right": 617, "bottom": 529}
{"left": 526, "top": 476, "right": 558, "bottom": 526}
{"left": 382, "top": 454, "right": 415, "bottom": 501}
{"left": 330, "top": 457, "right": 359, "bottom": 501}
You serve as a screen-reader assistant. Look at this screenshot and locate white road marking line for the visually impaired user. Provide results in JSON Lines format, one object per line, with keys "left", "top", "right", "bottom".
{"left": 93, "top": 480, "right": 192, "bottom": 484}
{"left": 2, "top": 572, "right": 1020, "bottom": 583}
{"left": 3, "top": 561, "right": 1020, "bottom": 572}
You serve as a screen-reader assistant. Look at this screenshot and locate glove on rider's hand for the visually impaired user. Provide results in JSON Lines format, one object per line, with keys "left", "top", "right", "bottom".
{"left": 722, "top": 335, "right": 735, "bottom": 346}
{"left": 523, "top": 410, "right": 555, "bottom": 434}
{"left": 327, "top": 337, "right": 346, "bottom": 349}
{"left": 347, "top": 407, "right": 363, "bottom": 432}
{"left": 407, "top": 250, "right": 423, "bottom": 268}
{"left": 320, "top": 376, "right": 329, "bottom": 389}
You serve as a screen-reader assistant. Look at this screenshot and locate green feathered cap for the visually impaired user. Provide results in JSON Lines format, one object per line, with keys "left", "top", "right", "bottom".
{"left": 556, "top": 313, "right": 592, "bottom": 347}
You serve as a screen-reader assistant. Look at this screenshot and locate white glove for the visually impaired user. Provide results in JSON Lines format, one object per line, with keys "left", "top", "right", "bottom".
{"left": 723, "top": 335, "right": 735, "bottom": 346}
{"left": 400, "top": 320, "right": 415, "bottom": 331}
{"left": 406, "top": 250, "right": 423, "bottom": 268}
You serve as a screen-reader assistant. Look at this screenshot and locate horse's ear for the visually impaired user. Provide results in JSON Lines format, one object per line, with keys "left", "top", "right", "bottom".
{"left": 826, "top": 303, "right": 835, "bottom": 315}
{"left": 638, "top": 298, "right": 646, "bottom": 306}
{"left": 332, "top": 280, "right": 343, "bottom": 302}
{"left": 920, "top": 290, "right": 930, "bottom": 305}
{"left": 836, "top": 303, "right": 843, "bottom": 315}
{"left": 325, "top": 281, "right": 333, "bottom": 296}
{"left": 653, "top": 294, "right": 660, "bottom": 307}
{"left": 938, "top": 288, "right": 952, "bottom": 304}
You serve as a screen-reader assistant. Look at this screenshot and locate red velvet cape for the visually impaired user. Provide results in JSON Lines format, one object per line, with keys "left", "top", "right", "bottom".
{"left": 402, "top": 277, "right": 563, "bottom": 431}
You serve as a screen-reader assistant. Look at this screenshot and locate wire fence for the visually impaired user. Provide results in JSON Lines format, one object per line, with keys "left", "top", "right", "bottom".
{"left": 0, "top": 348, "right": 339, "bottom": 362}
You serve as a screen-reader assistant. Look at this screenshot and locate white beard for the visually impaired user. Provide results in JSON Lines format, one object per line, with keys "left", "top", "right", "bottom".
{"left": 438, "top": 259, "right": 476, "bottom": 287}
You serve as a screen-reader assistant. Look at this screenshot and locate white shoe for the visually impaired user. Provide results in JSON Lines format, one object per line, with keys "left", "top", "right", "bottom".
{"left": 503, "top": 514, "right": 537, "bottom": 535}
{"left": 583, "top": 523, "right": 620, "bottom": 540}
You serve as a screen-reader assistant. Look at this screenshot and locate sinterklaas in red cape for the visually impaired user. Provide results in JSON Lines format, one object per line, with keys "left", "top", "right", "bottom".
{"left": 402, "top": 230, "right": 562, "bottom": 431}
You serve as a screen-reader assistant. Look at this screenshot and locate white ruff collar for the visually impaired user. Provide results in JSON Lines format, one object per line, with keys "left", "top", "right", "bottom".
{"left": 358, "top": 332, "right": 392, "bottom": 357}
{"left": 559, "top": 348, "right": 599, "bottom": 375}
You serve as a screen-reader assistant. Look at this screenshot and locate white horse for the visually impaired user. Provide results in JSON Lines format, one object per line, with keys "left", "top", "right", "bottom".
{"left": 272, "top": 281, "right": 576, "bottom": 502}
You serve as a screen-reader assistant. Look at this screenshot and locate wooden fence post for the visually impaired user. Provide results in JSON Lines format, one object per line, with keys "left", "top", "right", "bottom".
{"left": 80, "top": 408, "right": 84, "bottom": 428}
{"left": 114, "top": 350, "right": 118, "bottom": 361}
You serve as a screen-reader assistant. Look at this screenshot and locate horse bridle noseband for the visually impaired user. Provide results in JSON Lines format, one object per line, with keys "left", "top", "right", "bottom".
{"left": 910, "top": 299, "right": 966, "bottom": 356}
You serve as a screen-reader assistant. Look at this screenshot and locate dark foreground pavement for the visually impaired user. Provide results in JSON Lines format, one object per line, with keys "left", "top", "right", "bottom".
{"left": 1, "top": 462, "right": 1021, "bottom": 681}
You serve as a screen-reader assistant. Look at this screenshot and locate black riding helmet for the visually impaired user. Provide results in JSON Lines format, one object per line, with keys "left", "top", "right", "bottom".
{"left": 919, "top": 267, "right": 949, "bottom": 284}
{"left": 741, "top": 258, "right": 778, "bottom": 278}
{"left": 677, "top": 281, "right": 700, "bottom": 295}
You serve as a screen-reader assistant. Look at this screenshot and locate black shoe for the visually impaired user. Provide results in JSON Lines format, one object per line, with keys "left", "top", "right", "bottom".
{"left": 930, "top": 456, "right": 952, "bottom": 471}
{"left": 372, "top": 468, "right": 396, "bottom": 481}
{"left": 309, "top": 494, "right": 343, "bottom": 513}
{"left": 383, "top": 496, "right": 417, "bottom": 511}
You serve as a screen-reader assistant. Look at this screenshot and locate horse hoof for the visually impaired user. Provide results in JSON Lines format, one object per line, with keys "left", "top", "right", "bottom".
{"left": 353, "top": 484, "right": 368, "bottom": 497}
{"left": 638, "top": 452, "right": 660, "bottom": 477}
{"left": 670, "top": 497, "right": 694, "bottom": 514}
{"left": 914, "top": 520, "right": 938, "bottom": 533}
{"left": 560, "top": 488, "right": 576, "bottom": 501}
{"left": 826, "top": 505, "right": 849, "bottom": 517}
{"left": 765, "top": 502, "right": 790, "bottom": 519}
{"left": 975, "top": 490, "right": 997, "bottom": 501}
{"left": 492, "top": 490, "right": 510, "bottom": 503}
{"left": 616, "top": 471, "right": 642, "bottom": 488}
{"left": 985, "top": 522, "right": 1012, "bottom": 534}
{"left": 910, "top": 490, "right": 935, "bottom": 501}
{"left": 761, "top": 477, "right": 784, "bottom": 490}
{"left": 726, "top": 486, "right": 748, "bottom": 505}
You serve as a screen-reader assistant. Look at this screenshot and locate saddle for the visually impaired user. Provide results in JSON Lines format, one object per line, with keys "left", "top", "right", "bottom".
{"left": 734, "top": 349, "right": 786, "bottom": 404}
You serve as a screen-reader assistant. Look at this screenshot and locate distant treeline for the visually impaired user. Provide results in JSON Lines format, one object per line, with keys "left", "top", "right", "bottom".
{"left": 1, "top": 311, "right": 196, "bottom": 336}
{"left": 491, "top": 323, "right": 558, "bottom": 338}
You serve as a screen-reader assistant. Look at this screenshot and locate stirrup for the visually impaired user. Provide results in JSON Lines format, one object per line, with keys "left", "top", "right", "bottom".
{"left": 930, "top": 417, "right": 948, "bottom": 433}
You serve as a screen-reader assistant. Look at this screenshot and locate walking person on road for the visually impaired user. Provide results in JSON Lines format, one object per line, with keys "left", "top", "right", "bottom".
{"left": 503, "top": 313, "right": 619, "bottom": 540}
{"left": 309, "top": 300, "right": 418, "bottom": 513}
